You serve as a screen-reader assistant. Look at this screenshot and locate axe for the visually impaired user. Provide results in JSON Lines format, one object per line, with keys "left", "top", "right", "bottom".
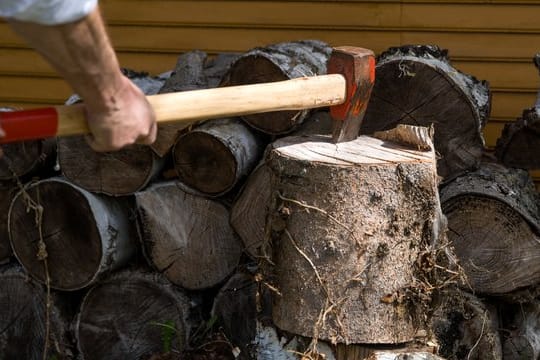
{"left": 0, "top": 46, "right": 375, "bottom": 144}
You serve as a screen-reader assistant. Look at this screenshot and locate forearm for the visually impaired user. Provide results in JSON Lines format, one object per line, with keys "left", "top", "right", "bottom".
{"left": 8, "top": 7, "right": 125, "bottom": 111}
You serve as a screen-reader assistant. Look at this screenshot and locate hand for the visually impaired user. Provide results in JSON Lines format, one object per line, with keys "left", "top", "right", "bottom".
{"left": 85, "top": 76, "right": 157, "bottom": 152}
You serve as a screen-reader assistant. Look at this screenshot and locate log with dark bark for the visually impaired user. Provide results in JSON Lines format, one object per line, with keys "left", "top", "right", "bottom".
{"left": 501, "top": 301, "right": 540, "bottom": 360}
{"left": 173, "top": 117, "right": 265, "bottom": 197}
{"left": 75, "top": 269, "right": 190, "bottom": 360}
{"left": 58, "top": 137, "right": 164, "bottom": 196}
{"left": 495, "top": 108, "right": 540, "bottom": 170}
{"left": 153, "top": 51, "right": 240, "bottom": 156}
{"left": 135, "top": 181, "right": 243, "bottom": 290}
{"left": 230, "top": 163, "right": 273, "bottom": 258}
{"left": 223, "top": 40, "right": 332, "bottom": 134}
{"left": 431, "top": 287, "right": 503, "bottom": 360}
{"left": 59, "top": 70, "right": 168, "bottom": 196}
{"left": 362, "top": 45, "right": 490, "bottom": 181}
{"left": 0, "top": 183, "right": 17, "bottom": 263}
{"left": 440, "top": 162, "right": 540, "bottom": 294}
{"left": 211, "top": 272, "right": 268, "bottom": 358}
{"left": 9, "top": 177, "right": 136, "bottom": 291}
{"left": 265, "top": 125, "right": 443, "bottom": 344}
{"left": 0, "top": 264, "right": 73, "bottom": 359}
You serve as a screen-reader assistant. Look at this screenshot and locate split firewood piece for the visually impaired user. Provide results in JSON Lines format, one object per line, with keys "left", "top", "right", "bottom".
{"left": 0, "top": 264, "right": 73, "bottom": 359}
{"left": 135, "top": 181, "right": 243, "bottom": 290}
{"left": 431, "top": 287, "right": 503, "bottom": 360}
{"left": 9, "top": 177, "right": 137, "bottom": 291}
{"left": 266, "top": 125, "right": 442, "bottom": 344}
{"left": 230, "top": 163, "right": 273, "bottom": 258}
{"left": 223, "top": 40, "right": 332, "bottom": 134}
{"left": 58, "top": 137, "right": 164, "bottom": 196}
{"left": 362, "top": 45, "right": 490, "bottom": 180}
{"left": 173, "top": 117, "right": 265, "bottom": 197}
{"left": 153, "top": 51, "right": 240, "bottom": 156}
{"left": 0, "top": 183, "right": 17, "bottom": 263}
{"left": 501, "top": 301, "right": 540, "bottom": 360}
{"left": 440, "top": 162, "right": 540, "bottom": 294}
{"left": 75, "top": 269, "right": 190, "bottom": 360}
{"left": 0, "top": 107, "right": 56, "bottom": 180}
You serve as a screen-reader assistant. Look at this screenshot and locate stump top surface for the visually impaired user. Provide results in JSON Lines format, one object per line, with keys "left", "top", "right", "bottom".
{"left": 272, "top": 134, "right": 433, "bottom": 165}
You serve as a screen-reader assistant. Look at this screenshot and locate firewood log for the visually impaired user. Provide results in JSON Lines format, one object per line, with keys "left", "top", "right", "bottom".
{"left": 75, "top": 269, "right": 190, "bottom": 360}
{"left": 265, "top": 125, "right": 442, "bottom": 344}
{"left": 230, "top": 163, "right": 273, "bottom": 258}
{"left": 501, "top": 301, "right": 540, "bottom": 360}
{"left": 8, "top": 177, "right": 137, "bottom": 291}
{"left": 58, "top": 70, "right": 167, "bottom": 196}
{"left": 362, "top": 45, "right": 490, "bottom": 181}
{"left": 153, "top": 51, "right": 239, "bottom": 156}
{"left": 223, "top": 40, "right": 332, "bottom": 134}
{"left": 0, "top": 264, "right": 73, "bottom": 359}
{"left": 440, "top": 162, "right": 540, "bottom": 294}
{"left": 495, "top": 110, "right": 540, "bottom": 170}
{"left": 0, "top": 182, "right": 17, "bottom": 262}
{"left": 135, "top": 181, "right": 243, "bottom": 290}
{"left": 173, "top": 117, "right": 265, "bottom": 197}
{"left": 431, "top": 287, "right": 503, "bottom": 360}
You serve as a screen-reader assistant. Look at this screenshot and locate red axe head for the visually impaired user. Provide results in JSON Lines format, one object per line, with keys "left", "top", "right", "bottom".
{"left": 327, "top": 46, "right": 375, "bottom": 143}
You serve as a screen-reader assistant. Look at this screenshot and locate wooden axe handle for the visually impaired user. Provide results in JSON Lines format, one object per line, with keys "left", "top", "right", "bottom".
{"left": 0, "top": 74, "right": 346, "bottom": 143}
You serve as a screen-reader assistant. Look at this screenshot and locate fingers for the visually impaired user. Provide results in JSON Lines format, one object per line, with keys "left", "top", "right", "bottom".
{"left": 135, "top": 121, "right": 157, "bottom": 146}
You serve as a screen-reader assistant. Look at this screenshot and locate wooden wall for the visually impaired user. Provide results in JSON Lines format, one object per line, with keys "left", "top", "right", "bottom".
{"left": 1, "top": 0, "right": 539, "bottom": 154}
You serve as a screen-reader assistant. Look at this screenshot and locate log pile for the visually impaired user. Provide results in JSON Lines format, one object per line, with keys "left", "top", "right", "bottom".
{"left": 0, "top": 41, "right": 539, "bottom": 360}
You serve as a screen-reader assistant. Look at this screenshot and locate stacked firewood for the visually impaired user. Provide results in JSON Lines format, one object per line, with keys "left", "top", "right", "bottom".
{"left": 0, "top": 42, "right": 539, "bottom": 360}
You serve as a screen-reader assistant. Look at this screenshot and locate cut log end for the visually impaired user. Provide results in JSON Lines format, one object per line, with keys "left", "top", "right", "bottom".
{"left": 173, "top": 131, "right": 236, "bottom": 195}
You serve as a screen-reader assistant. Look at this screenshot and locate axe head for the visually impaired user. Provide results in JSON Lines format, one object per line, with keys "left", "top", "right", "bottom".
{"left": 328, "top": 47, "right": 375, "bottom": 143}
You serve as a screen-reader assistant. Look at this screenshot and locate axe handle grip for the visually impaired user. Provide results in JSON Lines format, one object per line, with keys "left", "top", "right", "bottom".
{"left": 0, "top": 74, "right": 346, "bottom": 143}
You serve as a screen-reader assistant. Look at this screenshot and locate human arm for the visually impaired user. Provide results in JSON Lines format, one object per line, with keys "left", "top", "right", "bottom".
{"left": 3, "top": 5, "right": 156, "bottom": 151}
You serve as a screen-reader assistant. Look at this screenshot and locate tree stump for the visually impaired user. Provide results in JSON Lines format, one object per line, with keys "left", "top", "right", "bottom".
{"left": 9, "top": 177, "right": 136, "bottom": 291}
{"left": 266, "top": 125, "right": 442, "bottom": 344}
{"left": 0, "top": 183, "right": 17, "bottom": 263}
{"left": 495, "top": 107, "right": 540, "bottom": 170}
{"left": 153, "top": 51, "right": 240, "bottom": 156}
{"left": 135, "top": 181, "right": 243, "bottom": 290}
{"left": 230, "top": 163, "right": 273, "bottom": 258}
{"left": 224, "top": 40, "right": 332, "bottom": 134}
{"left": 431, "top": 287, "right": 503, "bottom": 360}
{"left": 362, "top": 45, "right": 490, "bottom": 180}
{"left": 173, "top": 118, "right": 265, "bottom": 197}
{"left": 440, "top": 162, "right": 540, "bottom": 294}
{"left": 0, "top": 264, "right": 72, "bottom": 359}
{"left": 75, "top": 269, "right": 190, "bottom": 360}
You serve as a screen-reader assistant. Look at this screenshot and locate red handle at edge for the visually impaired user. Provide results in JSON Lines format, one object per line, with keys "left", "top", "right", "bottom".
{"left": 0, "top": 107, "right": 59, "bottom": 144}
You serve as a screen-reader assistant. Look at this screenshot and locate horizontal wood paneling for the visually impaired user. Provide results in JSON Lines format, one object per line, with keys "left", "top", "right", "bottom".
{"left": 1, "top": 0, "right": 540, "bottom": 154}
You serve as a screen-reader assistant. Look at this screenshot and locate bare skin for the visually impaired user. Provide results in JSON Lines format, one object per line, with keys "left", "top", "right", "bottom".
{"left": 4, "top": 7, "right": 156, "bottom": 152}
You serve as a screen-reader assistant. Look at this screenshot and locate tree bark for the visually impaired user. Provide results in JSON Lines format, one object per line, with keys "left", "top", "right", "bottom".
{"left": 0, "top": 183, "right": 17, "bottom": 263}
{"left": 266, "top": 125, "right": 442, "bottom": 344}
{"left": 431, "top": 287, "right": 503, "bottom": 360}
{"left": 75, "top": 269, "right": 190, "bottom": 360}
{"left": 173, "top": 117, "right": 265, "bottom": 197}
{"left": 223, "top": 40, "right": 332, "bottom": 134}
{"left": 361, "top": 45, "right": 490, "bottom": 181}
{"left": 0, "top": 264, "right": 73, "bottom": 359}
{"left": 135, "top": 181, "right": 243, "bottom": 290}
{"left": 495, "top": 107, "right": 540, "bottom": 170}
{"left": 440, "top": 162, "right": 540, "bottom": 294}
{"left": 153, "top": 51, "right": 240, "bottom": 156}
{"left": 9, "top": 177, "right": 136, "bottom": 291}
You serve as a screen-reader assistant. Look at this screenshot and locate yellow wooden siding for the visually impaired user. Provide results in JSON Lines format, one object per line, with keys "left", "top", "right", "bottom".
{"left": 1, "top": 0, "right": 539, "bottom": 181}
